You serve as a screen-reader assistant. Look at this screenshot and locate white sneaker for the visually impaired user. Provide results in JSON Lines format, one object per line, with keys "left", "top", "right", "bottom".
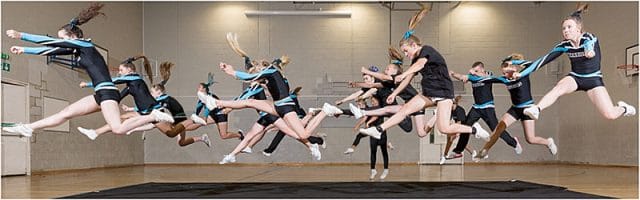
{"left": 473, "top": 149, "right": 489, "bottom": 162}
{"left": 3, "top": 123, "right": 33, "bottom": 137}
{"left": 310, "top": 144, "right": 322, "bottom": 160}
{"left": 197, "top": 91, "right": 218, "bottom": 110}
{"left": 387, "top": 142, "right": 395, "bottom": 150}
{"left": 514, "top": 137, "right": 523, "bottom": 155}
{"left": 151, "top": 109, "right": 174, "bottom": 123}
{"left": 439, "top": 156, "right": 446, "bottom": 165}
{"left": 523, "top": 105, "right": 540, "bottom": 120}
{"left": 369, "top": 169, "right": 377, "bottom": 180}
{"left": 471, "top": 150, "right": 477, "bottom": 158}
{"left": 343, "top": 148, "right": 355, "bottom": 155}
{"left": 322, "top": 103, "right": 343, "bottom": 116}
{"left": 190, "top": 114, "right": 207, "bottom": 125}
{"left": 380, "top": 169, "right": 389, "bottom": 179}
{"left": 547, "top": 138, "right": 557, "bottom": 155}
{"left": 262, "top": 151, "right": 272, "bottom": 157}
{"left": 618, "top": 101, "right": 636, "bottom": 117}
{"left": 219, "top": 154, "right": 236, "bottom": 164}
{"left": 472, "top": 123, "right": 490, "bottom": 141}
{"left": 359, "top": 127, "right": 381, "bottom": 139}
{"left": 349, "top": 103, "right": 365, "bottom": 119}
{"left": 77, "top": 127, "right": 98, "bottom": 140}
{"left": 241, "top": 147, "right": 252, "bottom": 154}
{"left": 201, "top": 134, "right": 211, "bottom": 148}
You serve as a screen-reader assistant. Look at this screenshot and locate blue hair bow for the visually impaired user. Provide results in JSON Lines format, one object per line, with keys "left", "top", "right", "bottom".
{"left": 403, "top": 30, "right": 415, "bottom": 40}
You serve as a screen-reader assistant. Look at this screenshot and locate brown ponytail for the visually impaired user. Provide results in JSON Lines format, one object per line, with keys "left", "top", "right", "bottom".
{"left": 60, "top": 2, "right": 105, "bottom": 38}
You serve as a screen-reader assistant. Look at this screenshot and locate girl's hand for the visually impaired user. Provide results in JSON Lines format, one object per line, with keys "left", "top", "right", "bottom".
{"left": 386, "top": 95, "right": 396, "bottom": 105}
{"left": 79, "top": 82, "right": 88, "bottom": 88}
{"left": 9, "top": 46, "right": 24, "bottom": 54}
{"left": 585, "top": 50, "right": 595, "bottom": 58}
{"left": 6, "top": 30, "right": 21, "bottom": 39}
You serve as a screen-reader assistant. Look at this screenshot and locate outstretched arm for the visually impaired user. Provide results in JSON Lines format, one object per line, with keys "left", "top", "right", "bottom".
{"left": 449, "top": 70, "right": 469, "bottom": 83}
{"left": 361, "top": 67, "right": 392, "bottom": 81}
{"left": 387, "top": 73, "right": 415, "bottom": 104}
{"left": 335, "top": 90, "right": 364, "bottom": 105}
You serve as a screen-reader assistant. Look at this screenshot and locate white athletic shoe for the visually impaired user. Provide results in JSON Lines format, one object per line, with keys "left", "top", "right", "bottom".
{"left": 380, "top": 169, "right": 389, "bottom": 180}
{"left": 514, "top": 137, "right": 523, "bottom": 155}
{"left": 439, "top": 156, "right": 446, "bottom": 165}
{"left": 190, "top": 114, "right": 207, "bottom": 125}
{"left": 77, "top": 127, "right": 98, "bottom": 140}
{"left": 322, "top": 103, "right": 343, "bottom": 116}
{"left": 349, "top": 103, "right": 365, "bottom": 119}
{"left": 310, "top": 144, "right": 322, "bottom": 161}
{"left": 219, "top": 154, "right": 236, "bottom": 164}
{"left": 197, "top": 91, "right": 218, "bottom": 110}
{"left": 201, "top": 134, "right": 211, "bottom": 148}
{"left": 319, "top": 133, "right": 328, "bottom": 149}
{"left": 343, "top": 148, "right": 355, "bottom": 155}
{"left": 359, "top": 127, "right": 381, "bottom": 139}
{"left": 471, "top": 150, "right": 478, "bottom": 158}
{"left": 523, "top": 105, "right": 540, "bottom": 120}
{"left": 473, "top": 149, "right": 489, "bottom": 162}
{"left": 387, "top": 142, "right": 395, "bottom": 150}
{"left": 3, "top": 123, "right": 33, "bottom": 137}
{"left": 151, "top": 109, "right": 174, "bottom": 123}
{"left": 369, "top": 169, "right": 377, "bottom": 180}
{"left": 308, "top": 108, "right": 322, "bottom": 116}
{"left": 262, "top": 151, "right": 272, "bottom": 157}
{"left": 472, "top": 123, "right": 490, "bottom": 141}
{"left": 547, "top": 138, "right": 558, "bottom": 155}
{"left": 618, "top": 101, "right": 636, "bottom": 117}
{"left": 241, "top": 147, "right": 252, "bottom": 154}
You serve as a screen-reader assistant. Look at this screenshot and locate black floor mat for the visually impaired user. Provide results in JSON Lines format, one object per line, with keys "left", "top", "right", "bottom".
{"left": 63, "top": 180, "right": 611, "bottom": 199}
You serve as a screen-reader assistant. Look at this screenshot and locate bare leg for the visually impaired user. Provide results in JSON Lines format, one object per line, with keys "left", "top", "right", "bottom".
{"left": 217, "top": 99, "right": 278, "bottom": 116}
{"left": 379, "top": 95, "right": 430, "bottom": 131}
{"left": 27, "top": 95, "right": 100, "bottom": 130}
{"left": 587, "top": 87, "right": 626, "bottom": 120}
{"left": 229, "top": 123, "right": 266, "bottom": 156}
{"left": 413, "top": 114, "right": 428, "bottom": 137}
{"left": 537, "top": 76, "right": 578, "bottom": 111}
{"left": 95, "top": 112, "right": 140, "bottom": 135}
{"left": 215, "top": 122, "right": 242, "bottom": 139}
{"left": 434, "top": 100, "right": 473, "bottom": 134}
{"left": 363, "top": 105, "right": 402, "bottom": 117}
{"left": 521, "top": 120, "right": 549, "bottom": 145}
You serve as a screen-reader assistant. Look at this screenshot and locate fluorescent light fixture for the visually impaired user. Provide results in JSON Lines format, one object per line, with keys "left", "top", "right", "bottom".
{"left": 244, "top": 10, "right": 351, "bottom": 17}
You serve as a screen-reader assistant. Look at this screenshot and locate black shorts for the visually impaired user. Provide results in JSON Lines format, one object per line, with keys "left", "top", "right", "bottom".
{"left": 210, "top": 113, "right": 228, "bottom": 123}
{"left": 257, "top": 114, "right": 280, "bottom": 127}
{"left": 275, "top": 105, "right": 297, "bottom": 118}
{"left": 93, "top": 89, "right": 120, "bottom": 104}
{"left": 568, "top": 75, "right": 605, "bottom": 92}
{"left": 173, "top": 116, "right": 187, "bottom": 125}
{"left": 507, "top": 107, "right": 532, "bottom": 121}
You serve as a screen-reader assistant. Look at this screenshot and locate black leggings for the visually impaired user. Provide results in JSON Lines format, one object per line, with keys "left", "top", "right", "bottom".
{"left": 370, "top": 132, "right": 388, "bottom": 169}
{"left": 263, "top": 131, "right": 324, "bottom": 153}
{"left": 453, "top": 107, "right": 517, "bottom": 153}
{"left": 352, "top": 133, "right": 368, "bottom": 146}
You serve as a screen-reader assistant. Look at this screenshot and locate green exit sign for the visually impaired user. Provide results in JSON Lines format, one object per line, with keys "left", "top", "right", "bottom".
{"left": 1, "top": 53, "right": 8, "bottom": 60}
{"left": 2, "top": 63, "right": 10, "bottom": 72}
